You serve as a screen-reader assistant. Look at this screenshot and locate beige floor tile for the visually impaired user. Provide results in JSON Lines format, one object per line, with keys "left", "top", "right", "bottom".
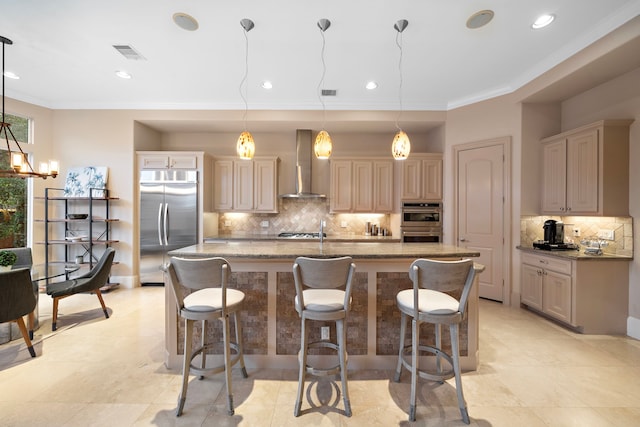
{"left": 2, "top": 288, "right": 640, "bottom": 427}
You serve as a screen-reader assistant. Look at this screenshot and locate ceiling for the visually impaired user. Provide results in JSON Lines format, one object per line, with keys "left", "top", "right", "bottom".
{"left": 2, "top": 1, "right": 640, "bottom": 119}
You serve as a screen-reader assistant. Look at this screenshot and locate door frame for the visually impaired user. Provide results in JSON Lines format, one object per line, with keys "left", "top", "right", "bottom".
{"left": 452, "top": 136, "right": 512, "bottom": 305}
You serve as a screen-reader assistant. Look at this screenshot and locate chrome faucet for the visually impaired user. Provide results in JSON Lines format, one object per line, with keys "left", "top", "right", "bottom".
{"left": 320, "top": 219, "right": 324, "bottom": 243}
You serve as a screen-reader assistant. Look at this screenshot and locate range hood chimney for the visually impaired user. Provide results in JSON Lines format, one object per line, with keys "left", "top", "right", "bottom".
{"left": 279, "top": 129, "right": 326, "bottom": 198}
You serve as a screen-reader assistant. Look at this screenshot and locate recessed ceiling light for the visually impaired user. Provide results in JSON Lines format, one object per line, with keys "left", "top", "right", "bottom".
{"left": 532, "top": 14, "right": 555, "bottom": 29}
{"left": 366, "top": 81, "right": 378, "bottom": 90}
{"left": 173, "top": 12, "right": 199, "bottom": 31}
{"left": 3, "top": 71, "right": 19, "bottom": 79}
{"left": 261, "top": 81, "right": 273, "bottom": 89}
{"left": 466, "top": 10, "right": 494, "bottom": 29}
{"left": 115, "top": 70, "right": 131, "bottom": 79}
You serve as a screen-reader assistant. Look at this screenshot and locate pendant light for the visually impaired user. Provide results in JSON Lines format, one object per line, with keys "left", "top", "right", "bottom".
{"left": 237, "top": 19, "right": 255, "bottom": 160}
{"left": 0, "top": 36, "right": 58, "bottom": 179}
{"left": 314, "top": 19, "right": 332, "bottom": 159}
{"left": 391, "top": 20, "right": 411, "bottom": 160}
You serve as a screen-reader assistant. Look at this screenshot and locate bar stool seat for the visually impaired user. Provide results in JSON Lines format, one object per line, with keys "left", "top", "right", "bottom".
{"left": 293, "top": 256, "right": 356, "bottom": 417}
{"left": 167, "top": 257, "right": 248, "bottom": 417}
{"left": 394, "top": 258, "right": 477, "bottom": 424}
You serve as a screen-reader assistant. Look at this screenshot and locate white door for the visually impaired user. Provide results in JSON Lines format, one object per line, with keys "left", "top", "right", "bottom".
{"left": 457, "top": 143, "right": 505, "bottom": 301}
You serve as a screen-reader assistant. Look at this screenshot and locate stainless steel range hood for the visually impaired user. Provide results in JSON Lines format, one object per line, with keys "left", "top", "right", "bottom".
{"left": 279, "top": 129, "right": 326, "bottom": 198}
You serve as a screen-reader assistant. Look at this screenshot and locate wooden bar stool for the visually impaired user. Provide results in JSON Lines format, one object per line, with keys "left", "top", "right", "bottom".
{"left": 292, "top": 256, "right": 355, "bottom": 417}
{"left": 167, "top": 256, "right": 248, "bottom": 416}
{"left": 394, "top": 258, "right": 477, "bottom": 423}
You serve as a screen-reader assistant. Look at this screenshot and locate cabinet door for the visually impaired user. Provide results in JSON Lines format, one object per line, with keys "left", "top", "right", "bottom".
{"left": 253, "top": 159, "right": 277, "bottom": 212}
{"left": 234, "top": 161, "right": 254, "bottom": 211}
{"left": 541, "top": 139, "right": 567, "bottom": 213}
{"left": 566, "top": 128, "right": 598, "bottom": 214}
{"left": 373, "top": 160, "right": 394, "bottom": 212}
{"left": 214, "top": 160, "right": 234, "bottom": 210}
{"left": 542, "top": 270, "right": 572, "bottom": 323}
{"left": 330, "top": 160, "right": 352, "bottom": 212}
{"left": 422, "top": 158, "right": 443, "bottom": 200}
{"left": 169, "top": 155, "right": 198, "bottom": 169}
{"left": 140, "top": 155, "right": 169, "bottom": 169}
{"left": 521, "top": 263, "right": 543, "bottom": 310}
{"left": 400, "top": 159, "right": 422, "bottom": 200}
{"left": 353, "top": 160, "right": 373, "bottom": 212}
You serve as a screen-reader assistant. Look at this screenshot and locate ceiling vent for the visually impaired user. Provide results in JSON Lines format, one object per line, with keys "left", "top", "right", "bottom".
{"left": 321, "top": 89, "right": 337, "bottom": 96}
{"left": 113, "top": 45, "right": 146, "bottom": 61}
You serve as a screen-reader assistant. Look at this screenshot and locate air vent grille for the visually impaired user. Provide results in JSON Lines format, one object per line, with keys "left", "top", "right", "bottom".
{"left": 321, "top": 89, "right": 337, "bottom": 96}
{"left": 113, "top": 45, "right": 146, "bottom": 61}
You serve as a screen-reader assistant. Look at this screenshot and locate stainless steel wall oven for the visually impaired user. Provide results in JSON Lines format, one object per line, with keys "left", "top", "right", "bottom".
{"left": 401, "top": 201, "right": 442, "bottom": 243}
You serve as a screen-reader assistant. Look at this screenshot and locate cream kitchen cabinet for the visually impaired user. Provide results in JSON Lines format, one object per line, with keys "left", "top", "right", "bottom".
{"left": 139, "top": 152, "right": 198, "bottom": 170}
{"left": 399, "top": 154, "right": 443, "bottom": 201}
{"left": 214, "top": 157, "right": 279, "bottom": 213}
{"left": 520, "top": 250, "right": 629, "bottom": 334}
{"left": 541, "top": 120, "right": 632, "bottom": 215}
{"left": 330, "top": 158, "right": 393, "bottom": 213}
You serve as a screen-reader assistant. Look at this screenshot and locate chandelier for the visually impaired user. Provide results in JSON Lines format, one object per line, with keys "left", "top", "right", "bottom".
{"left": 0, "top": 36, "right": 58, "bottom": 179}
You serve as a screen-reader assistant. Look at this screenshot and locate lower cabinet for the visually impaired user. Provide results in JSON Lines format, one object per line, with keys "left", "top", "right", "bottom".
{"left": 520, "top": 251, "right": 629, "bottom": 334}
{"left": 521, "top": 253, "right": 571, "bottom": 323}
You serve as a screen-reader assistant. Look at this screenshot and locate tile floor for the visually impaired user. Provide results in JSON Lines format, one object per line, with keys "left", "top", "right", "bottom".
{"left": 1, "top": 286, "right": 639, "bottom": 426}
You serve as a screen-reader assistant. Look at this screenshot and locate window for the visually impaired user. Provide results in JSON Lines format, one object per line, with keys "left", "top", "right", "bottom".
{"left": 0, "top": 113, "right": 29, "bottom": 248}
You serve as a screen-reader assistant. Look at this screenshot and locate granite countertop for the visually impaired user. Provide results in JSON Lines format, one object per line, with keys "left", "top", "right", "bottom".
{"left": 205, "top": 233, "right": 401, "bottom": 243}
{"left": 517, "top": 245, "right": 633, "bottom": 260}
{"left": 170, "top": 241, "right": 479, "bottom": 260}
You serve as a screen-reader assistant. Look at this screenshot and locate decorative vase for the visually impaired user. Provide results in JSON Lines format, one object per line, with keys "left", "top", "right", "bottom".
{"left": 0, "top": 265, "right": 12, "bottom": 272}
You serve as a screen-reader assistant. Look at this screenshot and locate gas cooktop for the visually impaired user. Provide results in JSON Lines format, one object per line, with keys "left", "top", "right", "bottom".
{"left": 533, "top": 241, "right": 579, "bottom": 251}
{"left": 278, "top": 232, "right": 326, "bottom": 239}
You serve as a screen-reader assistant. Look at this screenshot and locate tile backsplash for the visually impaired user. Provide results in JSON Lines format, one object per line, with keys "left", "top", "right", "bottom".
{"left": 217, "top": 198, "right": 391, "bottom": 237}
{"left": 520, "top": 215, "right": 633, "bottom": 256}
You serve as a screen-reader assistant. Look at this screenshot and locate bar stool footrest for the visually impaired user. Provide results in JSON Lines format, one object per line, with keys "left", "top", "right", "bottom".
{"left": 188, "top": 341, "right": 243, "bottom": 377}
{"left": 299, "top": 340, "right": 348, "bottom": 377}
{"left": 400, "top": 344, "right": 455, "bottom": 382}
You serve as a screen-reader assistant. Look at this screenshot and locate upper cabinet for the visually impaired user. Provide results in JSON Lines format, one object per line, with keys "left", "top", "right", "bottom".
{"left": 541, "top": 120, "right": 633, "bottom": 216}
{"left": 330, "top": 158, "right": 393, "bottom": 213}
{"left": 213, "top": 157, "right": 279, "bottom": 213}
{"left": 400, "top": 154, "right": 443, "bottom": 201}
{"left": 139, "top": 153, "right": 198, "bottom": 169}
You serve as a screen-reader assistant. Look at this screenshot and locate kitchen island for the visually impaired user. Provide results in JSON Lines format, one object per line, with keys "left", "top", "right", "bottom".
{"left": 164, "top": 241, "right": 482, "bottom": 371}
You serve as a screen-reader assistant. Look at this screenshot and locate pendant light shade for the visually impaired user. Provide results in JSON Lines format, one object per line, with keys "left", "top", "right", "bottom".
{"left": 237, "top": 19, "right": 255, "bottom": 160}
{"left": 391, "top": 130, "right": 411, "bottom": 160}
{"left": 391, "top": 19, "right": 411, "bottom": 160}
{"left": 237, "top": 131, "right": 255, "bottom": 160}
{"left": 314, "top": 130, "right": 332, "bottom": 159}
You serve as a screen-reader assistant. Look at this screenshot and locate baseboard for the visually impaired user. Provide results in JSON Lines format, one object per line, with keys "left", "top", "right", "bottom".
{"left": 109, "top": 275, "right": 136, "bottom": 289}
{"left": 627, "top": 316, "right": 640, "bottom": 339}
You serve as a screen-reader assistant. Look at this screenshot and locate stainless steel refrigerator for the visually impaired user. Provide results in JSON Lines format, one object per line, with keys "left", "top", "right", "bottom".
{"left": 139, "top": 170, "right": 198, "bottom": 285}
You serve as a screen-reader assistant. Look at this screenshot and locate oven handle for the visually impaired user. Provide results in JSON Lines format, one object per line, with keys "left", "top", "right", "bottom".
{"left": 402, "top": 208, "right": 441, "bottom": 214}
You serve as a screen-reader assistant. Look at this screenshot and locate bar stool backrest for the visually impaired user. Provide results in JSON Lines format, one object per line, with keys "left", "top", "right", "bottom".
{"left": 294, "top": 256, "right": 354, "bottom": 289}
{"left": 168, "top": 257, "right": 230, "bottom": 310}
{"left": 409, "top": 258, "right": 476, "bottom": 314}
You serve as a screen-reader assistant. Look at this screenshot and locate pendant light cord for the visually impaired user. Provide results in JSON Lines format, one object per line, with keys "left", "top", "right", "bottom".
{"left": 395, "top": 29, "right": 404, "bottom": 132}
{"left": 239, "top": 28, "right": 249, "bottom": 131}
{"left": 317, "top": 26, "right": 327, "bottom": 130}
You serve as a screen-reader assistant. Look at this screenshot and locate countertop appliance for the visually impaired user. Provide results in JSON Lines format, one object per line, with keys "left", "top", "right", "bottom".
{"left": 139, "top": 170, "right": 198, "bottom": 285}
{"left": 400, "top": 201, "right": 442, "bottom": 243}
{"left": 543, "top": 219, "right": 564, "bottom": 244}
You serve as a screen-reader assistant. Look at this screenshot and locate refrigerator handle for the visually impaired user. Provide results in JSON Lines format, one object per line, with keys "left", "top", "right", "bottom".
{"left": 164, "top": 202, "right": 170, "bottom": 245}
{"left": 157, "top": 203, "right": 164, "bottom": 245}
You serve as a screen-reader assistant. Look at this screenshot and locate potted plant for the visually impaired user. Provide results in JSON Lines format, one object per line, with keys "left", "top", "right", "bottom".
{"left": 0, "top": 250, "right": 17, "bottom": 271}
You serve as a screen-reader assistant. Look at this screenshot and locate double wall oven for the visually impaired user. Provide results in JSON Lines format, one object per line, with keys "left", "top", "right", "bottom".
{"left": 400, "top": 201, "right": 442, "bottom": 243}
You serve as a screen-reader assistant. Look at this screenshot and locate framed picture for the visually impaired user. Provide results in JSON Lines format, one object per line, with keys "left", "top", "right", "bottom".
{"left": 63, "top": 166, "right": 109, "bottom": 197}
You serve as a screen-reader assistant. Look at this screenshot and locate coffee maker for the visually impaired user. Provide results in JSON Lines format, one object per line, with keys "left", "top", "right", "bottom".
{"left": 543, "top": 219, "right": 564, "bottom": 244}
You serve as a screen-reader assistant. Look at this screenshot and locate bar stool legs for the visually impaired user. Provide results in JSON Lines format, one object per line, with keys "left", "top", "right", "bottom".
{"left": 294, "top": 317, "right": 351, "bottom": 417}
{"left": 176, "top": 313, "right": 247, "bottom": 417}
